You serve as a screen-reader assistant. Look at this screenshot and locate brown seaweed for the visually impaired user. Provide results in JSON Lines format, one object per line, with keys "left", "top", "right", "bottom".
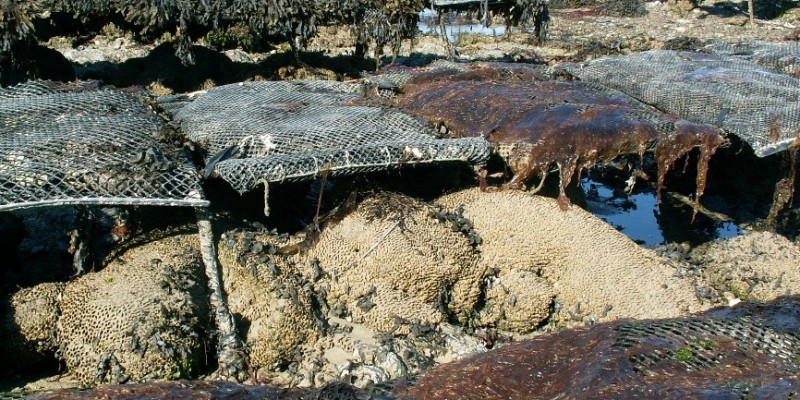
{"left": 768, "top": 140, "right": 800, "bottom": 224}
{"left": 397, "top": 64, "right": 725, "bottom": 211}
{"left": 404, "top": 297, "right": 800, "bottom": 400}
{"left": 653, "top": 120, "right": 725, "bottom": 219}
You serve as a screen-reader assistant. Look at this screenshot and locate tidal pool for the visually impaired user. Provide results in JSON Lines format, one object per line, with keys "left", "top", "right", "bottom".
{"left": 581, "top": 177, "right": 742, "bottom": 247}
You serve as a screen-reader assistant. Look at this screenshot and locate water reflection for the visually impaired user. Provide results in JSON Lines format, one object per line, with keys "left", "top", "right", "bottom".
{"left": 581, "top": 178, "right": 741, "bottom": 247}
{"left": 418, "top": 8, "right": 510, "bottom": 43}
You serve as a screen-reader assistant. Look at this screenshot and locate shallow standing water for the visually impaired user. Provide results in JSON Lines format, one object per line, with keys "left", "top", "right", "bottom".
{"left": 418, "top": 9, "right": 510, "bottom": 43}
{"left": 581, "top": 178, "right": 742, "bottom": 247}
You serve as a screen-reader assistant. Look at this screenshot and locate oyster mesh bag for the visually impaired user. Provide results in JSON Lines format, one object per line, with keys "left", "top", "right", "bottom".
{"left": 704, "top": 39, "right": 800, "bottom": 79}
{"left": 363, "top": 59, "right": 471, "bottom": 92}
{"left": 561, "top": 50, "right": 800, "bottom": 157}
{"left": 408, "top": 298, "right": 800, "bottom": 399}
{"left": 0, "top": 80, "right": 207, "bottom": 211}
{"left": 171, "top": 80, "right": 492, "bottom": 196}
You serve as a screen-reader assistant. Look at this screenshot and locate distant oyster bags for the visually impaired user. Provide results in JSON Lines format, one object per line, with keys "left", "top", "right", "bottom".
{"left": 171, "top": 80, "right": 491, "bottom": 214}
{"left": 396, "top": 62, "right": 724, "bottom": 211}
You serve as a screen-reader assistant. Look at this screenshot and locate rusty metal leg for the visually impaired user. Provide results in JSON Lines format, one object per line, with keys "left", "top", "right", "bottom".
{"left": 195, "top": 207, "right": 248, "bottom": 382}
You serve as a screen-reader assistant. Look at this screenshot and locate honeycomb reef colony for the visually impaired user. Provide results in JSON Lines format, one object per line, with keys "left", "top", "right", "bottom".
{"left": 1, "top": 0, "right": 800, "bottom": 398}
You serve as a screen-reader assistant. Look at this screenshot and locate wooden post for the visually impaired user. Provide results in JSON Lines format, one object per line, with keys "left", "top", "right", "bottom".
{"left": 437, "top": 9, "right": 457, "bottom": 60}
{"left": 748, "top": 0, "right": 755, "bottom": 25}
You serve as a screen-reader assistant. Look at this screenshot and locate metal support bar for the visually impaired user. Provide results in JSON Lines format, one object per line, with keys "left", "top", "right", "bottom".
{"left": 195, "top": 207, "right": 249, "bottom": 381}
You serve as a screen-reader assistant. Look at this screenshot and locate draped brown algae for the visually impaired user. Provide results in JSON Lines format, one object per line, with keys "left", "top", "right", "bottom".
{"left": 406, "top": 297, "right": 800, "bottom": 399}
{"left": 395, "top": 62, "right": 726, "bottom": 214}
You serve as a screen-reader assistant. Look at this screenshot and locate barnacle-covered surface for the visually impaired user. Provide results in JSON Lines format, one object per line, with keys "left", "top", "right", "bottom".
{"left": 395, "top": 63, "right": 725, "bottom": 210}
{"left": 407, "top": 297, "right": 800, "bottom": 399}
{"left": 436, "top": 188, "right": 707, "bottom": 327}
{"left": 293, "top": 192, "right": 486, "bottom": 331}
{"left": 57, "top": 234, "right": 209, "bottom": 385}
{"left": 691, "top": 231, "right": 800, "bottom": 303}
{"left": 214, "top": 193, "right": 485, "bottom": 364}
{"left": 0, "top": 80, "right": 207, "bottom": 211}
{"left": 0, "top": 282, "right": 65, "bottom": 372}
{"left": 210, "top": 188, "right": 709, "bottom": 385}
{"left": 211, "top": 192, "right": 506, "bottom": 387}
{"left": 216, "top": 229, "right": 321, "bottom": 373}
{"left": 472, "top": 268, "right": 555, "bottom": 334}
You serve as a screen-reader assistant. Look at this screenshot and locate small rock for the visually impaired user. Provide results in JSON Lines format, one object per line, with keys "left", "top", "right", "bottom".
{"left": 224, "top": 49, "right": 254, "bottom": 63}
{"left": 111, "top": 38, "right": 125, "bottom": 50}
{"left": 345, "top": 364, "right": 389, "bottom": 387}
{"left": 725, "top": 15, "right": 750, "bottom": 26}
{"left": 375, "top": 350, "right": 407, "bottom": 379}
{"left": 353, "top": 341, "right": 375, "bottom": 364}
{"left": 60, "top": 48, "right": 107, "bottom": 64}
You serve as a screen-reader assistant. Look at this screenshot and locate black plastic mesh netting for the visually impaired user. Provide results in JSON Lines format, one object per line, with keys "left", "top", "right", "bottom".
{"left": 614, "top": 316, "right": 800, "bottom": 375}
{"left": 0, "top": 81, "right": 207, "bottom": 211}
{"left": 560, "top": 50, "right": 800, "bottom": 157}
{"left": 407, "top": 298, "right": 800, "bottom": 399}
{"left": 171, "top": 80, "right": 492, "bottom": 194}
{"left": 364, "top": 60, "right": 471, "bottom": 92}
{"left": 703, "top": 39, "right": 800, "bottom": 78}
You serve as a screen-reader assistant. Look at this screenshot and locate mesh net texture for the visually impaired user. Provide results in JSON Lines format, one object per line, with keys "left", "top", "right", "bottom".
{"left": 560, "top": 50, "right": 800, "bottom": 157}
{"left": 704, "top": 39, "right": 800, "bottom": 78}
{"left": 408, "top": 297, "right": 800, "bottom": 399}
{"left": 172, "top": 80, "right": 492, "bottom": 195}
{"left": 0, "top": 81, "right": 207, "bottom": 211}
{"left": 394, "top": 62, "right": 724, "bottom": 210}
